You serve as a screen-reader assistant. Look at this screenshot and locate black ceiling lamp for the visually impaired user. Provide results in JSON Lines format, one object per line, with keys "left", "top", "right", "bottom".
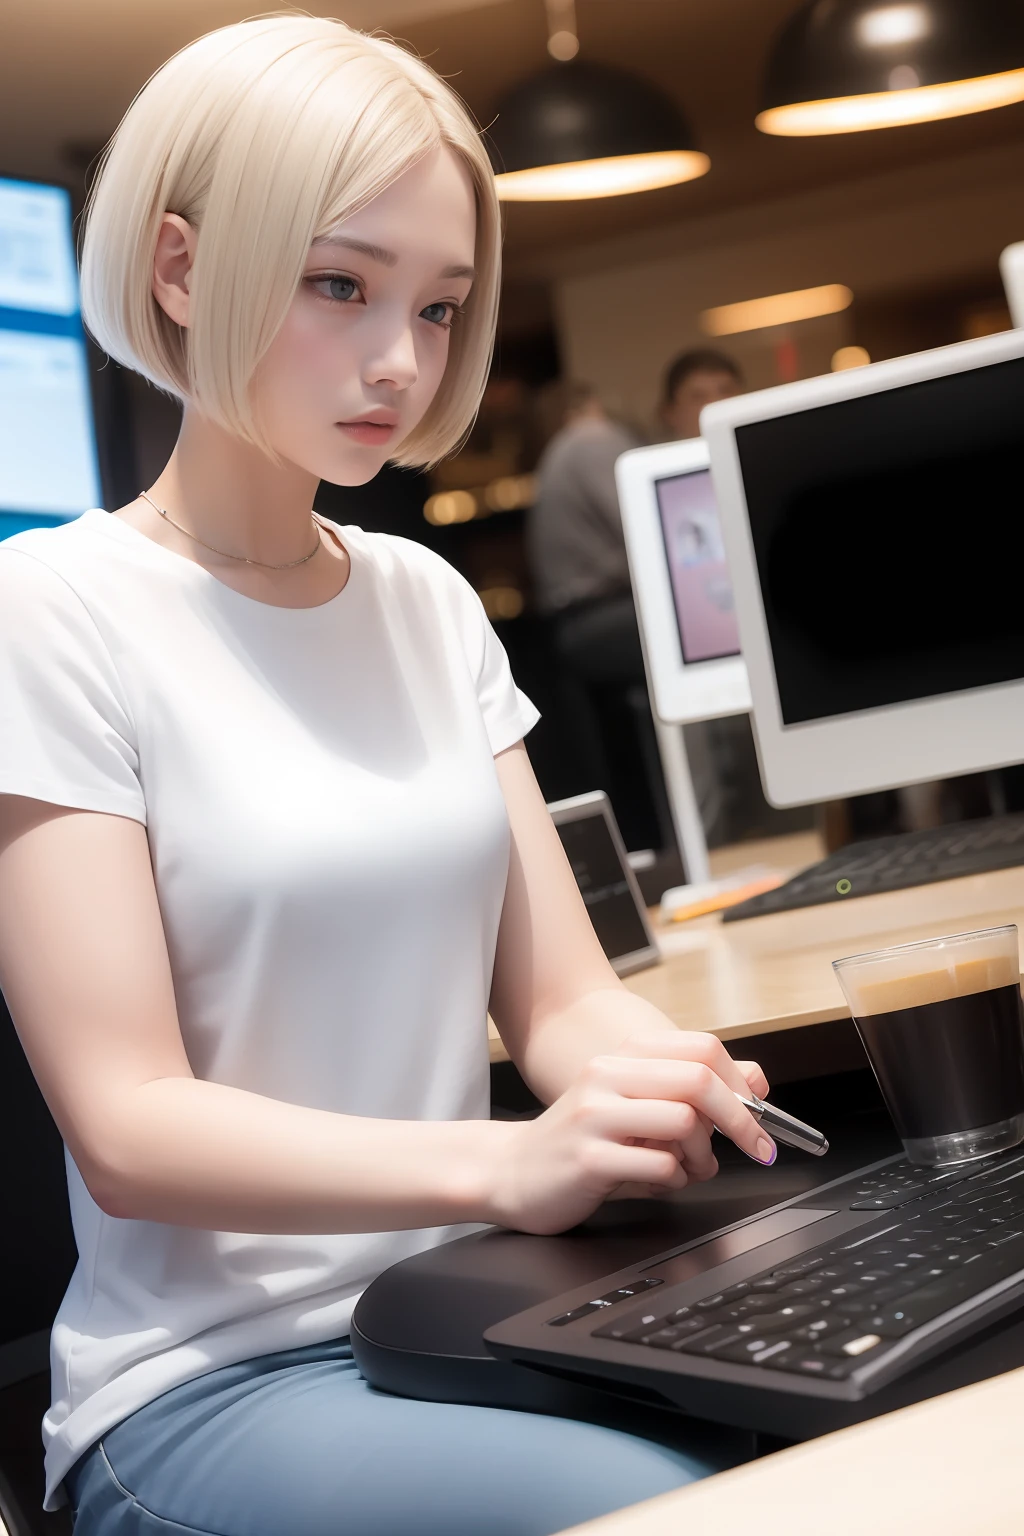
{"left": 758, "top": 0, "right": 1024, "bottom": 136}
{"left": 490, "top": 62, "right": 709, "bottom": 201}
{"left": 489, "top": 1, "right": 709, "bottom": 202}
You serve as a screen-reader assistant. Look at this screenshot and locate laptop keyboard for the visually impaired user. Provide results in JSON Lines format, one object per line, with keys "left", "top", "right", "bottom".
{"left": 590, "top": 1149, "right": 1024, "bottom": 1382}
{"left": 722, "top": 813, "right": 1024, "bottom": 921}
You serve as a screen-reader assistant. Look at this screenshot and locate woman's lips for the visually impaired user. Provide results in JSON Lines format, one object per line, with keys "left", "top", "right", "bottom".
{"left": 335, "top": 420, "right": 396, "bottom": 445}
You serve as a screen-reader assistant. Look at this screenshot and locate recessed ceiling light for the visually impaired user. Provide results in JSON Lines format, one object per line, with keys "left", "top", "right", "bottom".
{"left": 701, "top": 284, "right": 854, "bottom": 336}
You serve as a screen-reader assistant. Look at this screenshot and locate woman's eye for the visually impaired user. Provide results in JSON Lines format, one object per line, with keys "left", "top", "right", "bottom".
{"left": 309, "top": 275, "right": 360, "bottom": 303}
{"left": 421, "top": 301, "right": 454, "bottom": 327}
{"left": 326, "top": 276, "right": 359, "bottom": 302}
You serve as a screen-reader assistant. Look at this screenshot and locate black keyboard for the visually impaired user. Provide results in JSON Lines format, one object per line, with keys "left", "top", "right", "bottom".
{"left": 591, "top": 1154, "right": 1024, "bottom": 1382}
{"left": 485, "top": 1145, "right": 1024, "bottom": 1438}
{"left": 722, "top": 813, "right": 1024, "bottom": 922}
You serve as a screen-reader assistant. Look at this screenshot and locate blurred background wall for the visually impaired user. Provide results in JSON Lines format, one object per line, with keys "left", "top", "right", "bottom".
{"left": 554, "top": 139, "right": 1024, "bottom": 424}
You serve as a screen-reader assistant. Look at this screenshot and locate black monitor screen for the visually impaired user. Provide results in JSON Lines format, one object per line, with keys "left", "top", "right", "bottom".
{"left": 735, "top": 354, "right": 1024, "bottom": 726}
{"left": 654, "top": 468, "right": 741, "bottom": 665}
{"left": 555, "top": 812, "right": 651, "bottom": 962}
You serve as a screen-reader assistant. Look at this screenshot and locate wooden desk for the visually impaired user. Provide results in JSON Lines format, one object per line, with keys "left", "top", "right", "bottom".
{"left": 490, "top": 830, "right": 1024, "bottom": 1063}
{"left": 561, "top": 1361, "right": 1024, "bottom": 1535}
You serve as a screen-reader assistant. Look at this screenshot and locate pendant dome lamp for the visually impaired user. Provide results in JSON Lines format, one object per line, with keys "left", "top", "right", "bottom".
{"left": 489, "top": 60, "right": 710, "bottom": 201}
{"left": 758, "top": 0, "right": 1024, "bottom": 136}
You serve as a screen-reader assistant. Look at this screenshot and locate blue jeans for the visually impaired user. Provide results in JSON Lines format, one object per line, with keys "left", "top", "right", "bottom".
{"left": 65, "top": 1338, "right": 749, "bottom": 1534}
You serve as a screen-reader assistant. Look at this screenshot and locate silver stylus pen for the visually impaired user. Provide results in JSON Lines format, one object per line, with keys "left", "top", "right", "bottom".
{"left": 736, "top": 1093, "right": 830, "bottom": 1157}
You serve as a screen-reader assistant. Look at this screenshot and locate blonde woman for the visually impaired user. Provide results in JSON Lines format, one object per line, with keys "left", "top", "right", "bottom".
{"left": 0, "top": 18, "right": 775, "bottom": 1534}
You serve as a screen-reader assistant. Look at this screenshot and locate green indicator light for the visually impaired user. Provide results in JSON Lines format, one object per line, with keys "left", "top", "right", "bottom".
{"left": 836, "top": 878, "right": 852, "bottom": 896}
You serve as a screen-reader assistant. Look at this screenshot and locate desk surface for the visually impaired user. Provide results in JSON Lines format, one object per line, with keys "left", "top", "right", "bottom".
{"left": 490, "top": 830, "right": 1024, "bottom": 1062}
{"left": 561, "top": 1360, "right": 1024, "bottom": 1535}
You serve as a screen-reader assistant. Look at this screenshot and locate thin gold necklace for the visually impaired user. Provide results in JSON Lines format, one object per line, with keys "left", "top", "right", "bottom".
{"left": 138, "top": 491, "right": 322, "bottom": 571}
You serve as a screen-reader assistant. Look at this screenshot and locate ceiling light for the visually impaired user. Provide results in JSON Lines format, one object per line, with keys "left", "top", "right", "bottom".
{"left": 832, "top": 344, "right": 871, "bottom": 369}
{"left": 547, "top": 30, "right": 580, "bottom": 61}
{"left": 496, "top": 150, "right": 709, "bottom": 201}
{"left": 701, "top": 284, "right": 854, "bottom": 336}
{"left": 490, "top": 61, "right": 709, "bottom": 201}
{"left": 545, "top": 0, "right": 579, "bottom": 59}
{"left": 758, "top": 0, "right": 1024, "bottom": 136}
{"left": 858, "top": 4, "right": 930, "bottom": 46}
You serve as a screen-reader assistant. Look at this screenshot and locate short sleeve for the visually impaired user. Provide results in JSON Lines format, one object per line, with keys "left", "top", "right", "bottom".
{"left": 472, "top": 600, "right": 541, "bottom": 755}
{"left": 0, "top": 547, "right": 146, "bottom": 822}
{"left": 434, "top": 556, "right": 540, "bottom": 756}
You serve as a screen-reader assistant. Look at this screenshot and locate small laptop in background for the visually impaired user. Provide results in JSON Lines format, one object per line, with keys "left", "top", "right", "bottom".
{"left": 548, "top": 791, "right": 660, "bottom": 977}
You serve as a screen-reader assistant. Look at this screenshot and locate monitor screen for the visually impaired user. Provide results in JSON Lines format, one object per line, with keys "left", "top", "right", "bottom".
{"left": 654, "top": 468, "right": 741, "bottom": 665}
{"left": 735, "top": 356, "right": 1024, "bottom": 727}
{"left": 0, "top": 177, "right": 102, "bottom": 542}
{"left": 554, "top": 812, "right": 651, "bottom": 963}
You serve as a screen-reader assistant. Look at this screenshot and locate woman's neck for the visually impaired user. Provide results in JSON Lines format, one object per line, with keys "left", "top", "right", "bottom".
{"left": 114, "top": 407, "right": 352, "bottom": 609}
{"left": 150, "top": 408, "right": 320, "bottom": 564}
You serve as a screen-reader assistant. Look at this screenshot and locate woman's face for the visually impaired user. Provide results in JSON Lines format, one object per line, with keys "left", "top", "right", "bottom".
{"left": 254, "top": 145, "right": 477, "bottom": 485}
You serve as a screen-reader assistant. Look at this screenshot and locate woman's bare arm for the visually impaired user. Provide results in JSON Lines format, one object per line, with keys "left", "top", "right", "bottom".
{"left": 0, "top": 795, "right": 493, "bottom": 1233}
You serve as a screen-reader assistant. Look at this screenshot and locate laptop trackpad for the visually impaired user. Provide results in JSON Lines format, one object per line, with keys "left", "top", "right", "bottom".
{"left": 640, "top": 1207, "right": 836, "bottom": 1286}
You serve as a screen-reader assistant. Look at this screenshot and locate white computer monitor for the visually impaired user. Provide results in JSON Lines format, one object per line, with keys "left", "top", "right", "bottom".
{"left": 702, "top": 327, "right": 1024, "bottom": 807}
{"left": 0, "top": 176, "right": 102, "bottom": 543}
{"left": 615, "top": 437, "right": 751, "bottom": 725}
{"left": 1001, "top": 242, "right": 1024, "bottom": 328}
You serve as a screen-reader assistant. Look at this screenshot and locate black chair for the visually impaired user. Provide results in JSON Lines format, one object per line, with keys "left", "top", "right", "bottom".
{"left": 0, "top": 992, "right": 77, "bottom": 1535}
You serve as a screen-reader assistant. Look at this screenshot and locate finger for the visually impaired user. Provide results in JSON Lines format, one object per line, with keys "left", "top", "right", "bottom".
{"left": 613, "top": 1145, "right": 691, "bottom": 1191}
{"left": 675, "top": 1120, "right": 719, "bottom": 1182}
{"left": 598, "top": 1058, "right": 776, "bottom": 1165}
{"left": 622, "top": 1032, "right": 766, "bottom": 1101}
{"left": 736, "top": 1059, "right": 770, "bottom": 1101}
{"left": 637, "top": 1124, "right": 718, "bottom": 1183}
{"left": 633, "top": 1136, "right": 715, "bottom": 1181}
{"left": 601, "top": 1097, "right": 704, "bottom": 1149}
{"left": 582, "top": 1137, "right": 690, "bottom": 1194}
{"left": 606, "top": 1178, "right": 687, "bottom": 1203}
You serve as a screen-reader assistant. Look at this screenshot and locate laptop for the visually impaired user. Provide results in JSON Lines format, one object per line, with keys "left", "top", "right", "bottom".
{"left": 485, "top": 1140, "right": 1024, "bottom": 1438}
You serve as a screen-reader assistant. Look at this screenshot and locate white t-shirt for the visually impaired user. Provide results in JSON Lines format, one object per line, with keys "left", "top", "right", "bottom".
{"left": 0, "top": 510, "right": 539, "bottom": 1511}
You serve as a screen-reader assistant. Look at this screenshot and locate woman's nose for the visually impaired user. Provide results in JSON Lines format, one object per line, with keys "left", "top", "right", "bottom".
{"left": 364, "top": 322, "right": 418, "bottom": 391}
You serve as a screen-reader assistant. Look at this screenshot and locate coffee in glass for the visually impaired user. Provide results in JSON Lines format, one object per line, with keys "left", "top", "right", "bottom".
{"left": 833, "top": 925, "right": 1024, "bottom": 1166}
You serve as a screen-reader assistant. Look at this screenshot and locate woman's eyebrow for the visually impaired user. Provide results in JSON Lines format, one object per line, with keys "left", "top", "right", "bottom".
{"left": 312, "top": 236, "right": 396, "bottom": 266}
{"left": 311, "top": 235, "right": 474, "bottom": 281}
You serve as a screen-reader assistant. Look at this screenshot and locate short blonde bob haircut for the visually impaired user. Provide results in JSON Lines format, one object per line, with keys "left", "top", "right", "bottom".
{"left": 80, "top": 14, "right": 501, "bottom": 467}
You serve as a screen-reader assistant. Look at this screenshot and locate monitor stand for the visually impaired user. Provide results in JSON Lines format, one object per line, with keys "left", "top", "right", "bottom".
{"left": 651, "top": 714, "right": 712, "bottom": 885}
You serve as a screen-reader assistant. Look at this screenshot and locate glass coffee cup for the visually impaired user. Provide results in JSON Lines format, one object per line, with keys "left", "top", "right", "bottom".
{"left": 833, "top": 925, "right": 1024, "bottom": 1167}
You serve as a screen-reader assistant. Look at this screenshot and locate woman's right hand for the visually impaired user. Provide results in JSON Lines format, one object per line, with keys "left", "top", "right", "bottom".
{"left": 485, "top": 1033, "right": 776, "bottom": 1236}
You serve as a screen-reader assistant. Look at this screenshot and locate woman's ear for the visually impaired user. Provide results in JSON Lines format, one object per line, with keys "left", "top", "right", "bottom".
{"left": 152, "top": 213, "right": 197, "bottom": 327}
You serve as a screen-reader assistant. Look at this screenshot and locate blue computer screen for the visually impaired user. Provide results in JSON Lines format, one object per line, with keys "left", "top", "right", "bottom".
{"left": 0, "top": 177, "right": 102, "bottom": 542}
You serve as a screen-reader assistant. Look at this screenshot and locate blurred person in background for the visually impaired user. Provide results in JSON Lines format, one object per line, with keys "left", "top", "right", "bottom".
{"left": 660, "top": 348, "right": 744, "bottom": 442}
{"left": 526, "top": 383, "right": 658, "bottom": 846}
{"left": 527, "top": 381, "right": 639, "bottom": 628}
{"left": 527, "top": 383, "right": 720, "bottom": 854}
